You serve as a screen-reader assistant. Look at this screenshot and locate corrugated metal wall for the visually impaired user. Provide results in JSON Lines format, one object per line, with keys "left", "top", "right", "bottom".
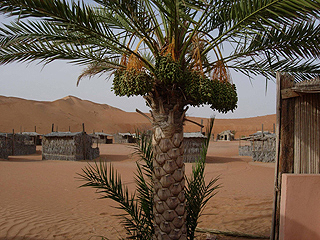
{"left": 294, "top": 93, "right": 320, "bottom": 174}
{"left": 271, "top": 73, "right": 320, "bottom": 240}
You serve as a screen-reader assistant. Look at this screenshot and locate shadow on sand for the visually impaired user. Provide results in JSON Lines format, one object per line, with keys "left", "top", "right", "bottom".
{"left": 0, "top": 238, "right": 47, "bottom": 240}
{"left": 87, "top": 154, "right": 131, "bottom": 162}
{"left": 206, "top": 156, "right": 244, "bottom": 164}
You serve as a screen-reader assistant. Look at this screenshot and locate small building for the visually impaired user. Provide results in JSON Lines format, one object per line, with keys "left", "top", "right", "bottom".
{"left": 0, "top": 133, "right": 36, "bottom": 159}
{"left": 90, "top": 132, "right": 113, "bottom": 144}
{"left": 239, "top": 131, "right": 276, "bottom": 162}
{"left": 0, "top": 133, "right": 8, "bottom": 159}
{"left": 21, "top": 132, "right": 42, "bottom": 145}
{"left": 183, "top": 132, "right": 207, "bottom": 163}
{"left": 217, "top": 130, "right": 235, "bottom": 141}
{"left": 270, "top": 74, "right": 320, "bottom": 239}
{"left": 42, "top": 132, "right": 99, "bottom": 161}
{"left": 113, "top": 133, "right": 136, "bottom": 144}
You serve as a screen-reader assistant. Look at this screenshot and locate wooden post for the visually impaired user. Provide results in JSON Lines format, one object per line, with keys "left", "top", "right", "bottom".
{"left": 82, "top": 123, "right": 86, "bottom": 160}
{"left": 12, "top": 129, "right": 15, "bottom": 156}
{"left": 83, "top": 132, "right": 86, "bottom": 160}
{"left": 273, "top": 123, "right": 275, "bottom": 134}
{"left": 5, "top": 133, "right": 8, "bottom": 156}
{"left": 271, "top": 72, "right": 295, "bottom": 240}
{"left": 97, "top": 135, "right": 98, "bottom": 148}
{"left": 271, "top": 72, "right": 282, "bottom": 240}
{"left": 279, "top": 73, "right": 295, "bottom": 173}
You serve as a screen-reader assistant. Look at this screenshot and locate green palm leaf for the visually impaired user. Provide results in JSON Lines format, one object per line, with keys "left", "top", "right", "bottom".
{"left": 185, "top": 118, "right": 220, "bottom": 240}
{"left": 78, "top": 161, "right": 152, "bottom": 239}
{"left": 2, "top": 0, "right": 320, "bottom": 79}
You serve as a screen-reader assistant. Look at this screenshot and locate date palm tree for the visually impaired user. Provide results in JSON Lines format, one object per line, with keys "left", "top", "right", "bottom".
{"left": 1, "top": 1, "right": 320, "bottom": 239}
{"left": 78, "top": 119, "right": 219, "bottom": 240}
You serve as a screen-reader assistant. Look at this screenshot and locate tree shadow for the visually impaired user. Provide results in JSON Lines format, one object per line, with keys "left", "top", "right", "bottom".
{"left": 0, "top": 238, "right": 47, "bottom": 240}
{"left": 89, "top": 154, "right": 131, "bottom": 162}
{"left": 1, "top": 150, "right": 43, "bottom": 162}
{"left": 206, "top": 156, "right": 245, "bottom": 164}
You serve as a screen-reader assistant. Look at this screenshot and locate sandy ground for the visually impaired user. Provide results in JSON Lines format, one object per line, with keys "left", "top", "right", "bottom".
{"left": 0, "top": 142, "right": 275, "bottom": 240}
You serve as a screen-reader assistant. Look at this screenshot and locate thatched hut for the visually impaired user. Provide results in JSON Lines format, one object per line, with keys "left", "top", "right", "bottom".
{"left": 217, "top": 130, "right": 234, "bottom": 141}
{"left": 90, "top": 132, "right": 113, "bottom": 144}
{"left": 183, "top": 132, "right": 206, "bottom": 163}
{"left": 21, "top": 132, "right": 42, "bottom": 145}
{"left": 0, "top": 133, "right": 8, "bottom": 159}
{"left": 113, "top": 132, "right": 136, "bottom": 144}
{"left": 239, "top": 131, "right": 276, "bottom": 162}
{"left": 0, "top": 133, "right": 36, "bottom": 159}
{"left": 42, "top": 132, "right": 99, "bottom": 161}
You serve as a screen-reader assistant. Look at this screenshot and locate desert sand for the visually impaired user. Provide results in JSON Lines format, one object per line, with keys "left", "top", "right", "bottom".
{"left": 0, "top": 141, "right": 275, "bottom": 240}
{"left": 0, "top": 95, "right": 276, "bottom": 239}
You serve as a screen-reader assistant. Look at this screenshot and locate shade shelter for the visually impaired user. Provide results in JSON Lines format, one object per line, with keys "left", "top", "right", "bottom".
{"left": 113, "top": 132, "right": 136, "bottom": 144}
{"left": 21, "top": 132, "right": 42, "bottom": 145}
{"left": 0, "top": 132, "right": 36, "bottom": 159}
{"left": 239, "top": 131, "right": 276, "bottom": 162}
{"left": 90, "top": 132, "right": 113, "bottom": 144}
{"left": 183, "top": 132, "right": 206, "bottom": 163}
{"left": 42, "top": 132, "right": 99, "bottom": 161}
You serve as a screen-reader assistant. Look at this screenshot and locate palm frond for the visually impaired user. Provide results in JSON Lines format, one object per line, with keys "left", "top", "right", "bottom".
{"left": 0, "top": 0, "right": 155, "bottom": 71}
{"left": 2, "top": 0, "right": 320, "bottom": 80}
{"left": 202, "top": 0, "right": 320, "bottom": 55}
{"left": 77, "top": 60, "right": 123, "bottom": 85}
{"left": 240, "top": 20, "right": 320, "bottom": 61}
{"left": 186, "top": 117, "right": 221, "bottom": 240}
{"left": 230, "top": 56, "right": 320, "bottom": 82}
{"left": 78, "top": 161, "right": 151, "bottom": 239}
{"left": 93, "top": 0, "right": 161, "bottom": 55}
{"left": 132, "top": 131, "right": 154, "bottom": 232}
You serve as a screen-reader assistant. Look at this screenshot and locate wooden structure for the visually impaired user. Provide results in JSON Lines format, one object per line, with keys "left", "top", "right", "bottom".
{"left": 271, "top": 73, "right": 320, "bottom": 240}
{"left": 239, "top": 131, "right": 276, "bottom": 162}
{"left": 21, "top": 132, "right": 42, "bottom": 145}
{"left": 0, "top": 133, "right": 8, "bottom": 159}
{"left": 42, "top": 132, "right": 100, "bottom": 161}
{"left": 217, "top": 130, "right": 234, "bottom": 141}
{"left": 113, "top": 132, "right": 136, "bottom": 144}
{"left": 0, "top": 132, "right": 36, "bottom": 159}
{"left": 183, "top": 132, "right": 206, "bottom": 163}
{"left": 90, "top": 132, "right": 113, "bottom": 144}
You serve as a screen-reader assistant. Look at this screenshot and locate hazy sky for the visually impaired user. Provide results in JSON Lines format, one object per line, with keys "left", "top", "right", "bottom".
{"left": 0, "top": 7, "right": 277, "bottom": 119}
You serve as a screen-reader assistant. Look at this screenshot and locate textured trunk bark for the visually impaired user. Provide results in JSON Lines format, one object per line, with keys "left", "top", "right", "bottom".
{"left": 150, "top": 97, "right": 187, "bottom": 240}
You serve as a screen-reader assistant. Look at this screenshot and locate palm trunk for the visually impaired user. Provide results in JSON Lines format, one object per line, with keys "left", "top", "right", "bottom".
{"left": 150, "top": 96, "right": 187, "bottom": 240}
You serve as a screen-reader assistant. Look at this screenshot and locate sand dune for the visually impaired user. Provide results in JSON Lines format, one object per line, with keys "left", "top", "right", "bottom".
{"left": 0, "top": 95, "right": 151, "bottom": 134}
{"left": 0, "top": 142, "right": 274, "bottom": 240}
{"left": 0, "top": 95, "right": 275, "bottom": 139}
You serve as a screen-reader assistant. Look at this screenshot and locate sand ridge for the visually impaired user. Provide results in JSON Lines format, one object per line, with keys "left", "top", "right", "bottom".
{"left": 0, "top": 95, "right": 275, "bottom": 138}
